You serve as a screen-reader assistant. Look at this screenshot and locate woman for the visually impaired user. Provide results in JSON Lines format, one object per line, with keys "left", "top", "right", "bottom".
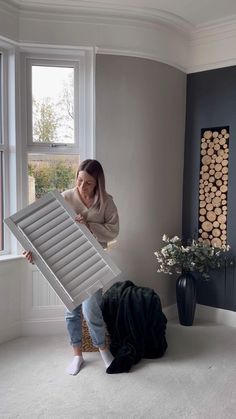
{"left": 24, "top": 159, "right": 119, "bottom": 375}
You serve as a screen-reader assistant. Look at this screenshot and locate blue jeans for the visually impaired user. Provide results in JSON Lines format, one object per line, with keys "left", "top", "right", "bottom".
{"left": 65, "top": 289, "right": 106, "bottom": 348}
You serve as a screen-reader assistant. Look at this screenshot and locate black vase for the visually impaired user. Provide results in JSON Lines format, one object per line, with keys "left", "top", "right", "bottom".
{"left": 176, "top": 271, "right": 196, "bottom": 326}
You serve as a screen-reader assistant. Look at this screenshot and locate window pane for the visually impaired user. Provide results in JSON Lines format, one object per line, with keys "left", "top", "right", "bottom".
{"left": 32, "top": 66, "right": 74, "bottom": 144}
{"left": 28, "top": 154, "right": 80, "bottom": 203}
{"left": 0, "top": 152, "right": 3, "bottom": 251}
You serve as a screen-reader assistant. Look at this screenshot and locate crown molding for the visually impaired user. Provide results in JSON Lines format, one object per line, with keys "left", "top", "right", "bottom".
{"left": 186, "top": 16, "right": 236, "bottom": 73}
{"left": 194, "top": 13, "right": 236, "bottom": 33}
{"left": 97, "top": 48, "right": 186, "bottom": 73}
{"left": 191, "top": 16, "right": 236, "bottom": 44}
{"left": 16, "top": 9, "right": 190, "bottom": 35}
{"left": 186, "top": 58, "right": 236, "bottom": 74}
{"left": 0, "top": 34, "right": 17, "bottom": 48}
{"left": 2, "top": 0, "right": 236, "bottom": 74}
{"left": 5, "top": 0, "right": 193, "bottom": 34}
{"left": 4, "top": 0, "right": 236, "bottom": 40}
{"left": 0, "top": 35, "right": 187, "bottom": 73}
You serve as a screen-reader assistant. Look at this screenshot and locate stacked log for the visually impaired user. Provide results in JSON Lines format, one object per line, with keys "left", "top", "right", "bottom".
{"left": 198, "top": 128, "right": 229, "bottom": 247}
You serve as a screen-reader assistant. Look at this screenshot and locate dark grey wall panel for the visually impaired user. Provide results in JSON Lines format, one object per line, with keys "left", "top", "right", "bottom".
{"left": 184, "top": 66, "right": 236, "bottom": 311}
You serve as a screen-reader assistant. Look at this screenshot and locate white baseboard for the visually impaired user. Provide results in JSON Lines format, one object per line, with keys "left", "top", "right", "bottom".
{"left": 0, "top": 321, "right": 22, "bottom": 344}
{"left": 196, "top": 304, "right": 236, "bottom": 327}
{"left": 1, "top": 303, "right": 236, "bottom": 344}
{"left": 21, "top": 303, "right": 177, "bottom": 336}
{"left": 21, "top": 317, "right": 66, "bottom": 336}
{"left": 21, "top": 303, "right": 236, "bottom": 337}
{"left": 164, "top": 303, "right": 236, "bottom": 327}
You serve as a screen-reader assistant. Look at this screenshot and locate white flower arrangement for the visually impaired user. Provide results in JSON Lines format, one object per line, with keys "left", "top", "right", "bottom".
{"left": 154, "top": 234, "right": 231, "bottom": 279}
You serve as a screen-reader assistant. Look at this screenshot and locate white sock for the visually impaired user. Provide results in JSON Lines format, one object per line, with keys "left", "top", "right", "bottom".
{"left": 99, "top": 349, "right": 114, "bottom": 369}
{"left": 66, "top": 356, "right": 84, "bottom": 375}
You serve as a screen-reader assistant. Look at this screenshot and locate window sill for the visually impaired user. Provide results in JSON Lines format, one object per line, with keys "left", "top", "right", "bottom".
{"left": 0, "top": 254, "right": 24, "bottom": 263}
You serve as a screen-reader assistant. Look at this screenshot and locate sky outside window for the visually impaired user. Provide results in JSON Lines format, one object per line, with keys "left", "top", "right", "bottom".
{"left": 32, "top": 65, "right": 75, "bottom": 144}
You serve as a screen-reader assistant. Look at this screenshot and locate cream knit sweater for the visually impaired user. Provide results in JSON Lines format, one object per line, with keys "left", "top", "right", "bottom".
{"left": 62, "top": 187, "right": 119, "bottom": 248}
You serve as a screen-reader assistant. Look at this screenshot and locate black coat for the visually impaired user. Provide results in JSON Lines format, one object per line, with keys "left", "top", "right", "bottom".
{"left": 101, "top": 280, "right": 168, "bottom": 374}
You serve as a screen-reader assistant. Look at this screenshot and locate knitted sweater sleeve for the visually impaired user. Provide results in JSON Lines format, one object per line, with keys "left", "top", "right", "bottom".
{"left": 88, "top": 197, "right": 119, "bottom": 243}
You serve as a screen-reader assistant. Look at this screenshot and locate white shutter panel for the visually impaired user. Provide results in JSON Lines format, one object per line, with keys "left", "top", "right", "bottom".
{"left": 4, "top": 191, "right": 121, "bottom": 311}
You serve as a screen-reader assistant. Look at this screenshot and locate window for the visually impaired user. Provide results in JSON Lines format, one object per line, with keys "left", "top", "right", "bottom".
{"left": 29, "top": 63, "right": 77, "bottom": 146}
{"left": 0, "top": 47, "right": 94, "bottom": 255}
{"left": 22, "top": 52, "right": 90, "bottom": 204}
{"left": 28, "top": 154, "right": 80, "bottom": 203}
{"left": 0, "top": 50, "right": 7, "bottom": 253}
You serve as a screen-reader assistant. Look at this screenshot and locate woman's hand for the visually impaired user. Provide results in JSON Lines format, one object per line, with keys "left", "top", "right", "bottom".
{"left": 23, "top": 250, "right": 34, "bottom": 264}
{"left": 75, "top": 214, "right": 90, "bottom": 231}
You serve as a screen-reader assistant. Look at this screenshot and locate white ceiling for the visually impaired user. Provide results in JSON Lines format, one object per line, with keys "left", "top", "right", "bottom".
{"left": 9, "top": 0, "right": 236, "bottom": 28}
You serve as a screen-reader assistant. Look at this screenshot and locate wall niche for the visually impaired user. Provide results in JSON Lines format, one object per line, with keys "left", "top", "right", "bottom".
{"left": 198, "top": 126, "right": 229, "bottom": 248}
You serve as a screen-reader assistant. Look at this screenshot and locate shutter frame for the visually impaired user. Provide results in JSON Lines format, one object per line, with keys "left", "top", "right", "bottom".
{"left": 4, "top": 190, "right": 121, "bottom": 311}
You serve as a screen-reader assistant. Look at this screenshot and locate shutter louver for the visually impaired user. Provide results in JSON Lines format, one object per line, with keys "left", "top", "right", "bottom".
{"left": 4, "top": 191, "right": 121, "bottom": 311}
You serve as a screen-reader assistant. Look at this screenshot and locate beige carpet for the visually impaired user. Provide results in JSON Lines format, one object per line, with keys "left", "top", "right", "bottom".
{"left": 1, "top": 319, "right": 236, "bottom": 419}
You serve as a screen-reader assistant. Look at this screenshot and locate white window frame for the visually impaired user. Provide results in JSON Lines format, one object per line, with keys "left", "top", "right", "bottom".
{"left": 20, "top": 46, "right": 95, "bottom": 212}
{"left": 0, "top": 47, "right": 10, "bottom": 255}
{"left": 0, "top": 42, "right": 27, "bottom": 257}
{"left": 26, "top": 57, "right": 80, "bottom": 151}
{"left": 0, "top": 44, "right": 95, "bottom": 257}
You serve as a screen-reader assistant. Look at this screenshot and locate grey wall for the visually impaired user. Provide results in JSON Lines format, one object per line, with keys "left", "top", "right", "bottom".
{"left": 0, "top": 4, "right": 18, "bottom": 41}
{"left": 96, "top": 55, "right": 186, "bottom": 307}
{"left": 184, "top": 66, "right": 236, "bottom": 311}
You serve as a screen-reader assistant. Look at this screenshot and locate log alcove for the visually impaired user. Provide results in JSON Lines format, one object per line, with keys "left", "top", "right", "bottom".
{"left": 198, "top": 126, "right": 229, "bottom": 248}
